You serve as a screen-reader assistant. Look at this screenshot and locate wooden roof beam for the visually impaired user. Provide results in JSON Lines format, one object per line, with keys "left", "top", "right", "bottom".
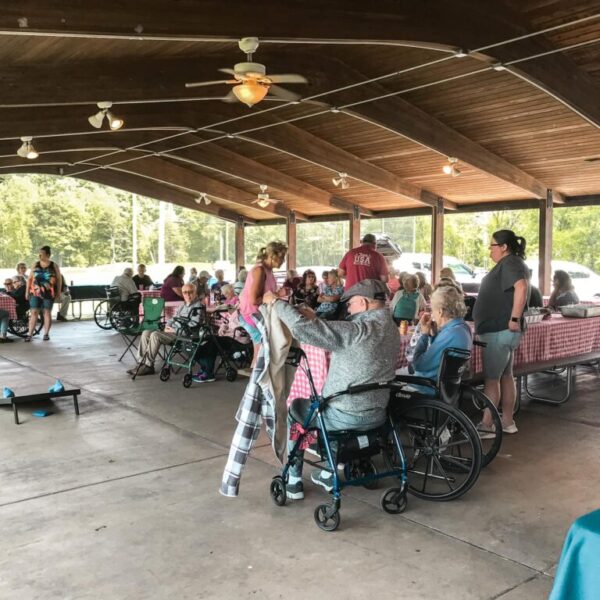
{"left": 62, "top": 154, "right": 297, "bottom": 221}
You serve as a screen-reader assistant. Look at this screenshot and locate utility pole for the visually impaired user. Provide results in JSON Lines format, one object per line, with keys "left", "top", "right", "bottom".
{"left": 158, "top": 200, "right": 166, "bottom": 265}
{"left": 132, "top": 194, "right": 138, "bottom": 266}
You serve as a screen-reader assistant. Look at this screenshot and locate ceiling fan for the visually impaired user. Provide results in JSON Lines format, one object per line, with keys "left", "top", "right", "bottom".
{"left": 252, "top": 185, "right": 280, "bottom": 208}
{"left": 185, "top": 37, "right": 307, "bottom": 107}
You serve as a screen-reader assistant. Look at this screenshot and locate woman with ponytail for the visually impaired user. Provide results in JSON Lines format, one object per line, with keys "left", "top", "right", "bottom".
{"left": 238, "top": 241, "right": 288, "bottom": 366}
{"left": 473, "top": 230, "right": 530, "bottom": 435}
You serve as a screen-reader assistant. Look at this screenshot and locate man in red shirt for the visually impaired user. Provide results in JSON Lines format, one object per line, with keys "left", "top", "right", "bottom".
{"left": 338, "top": 233, "right": 389, "bottom": 290}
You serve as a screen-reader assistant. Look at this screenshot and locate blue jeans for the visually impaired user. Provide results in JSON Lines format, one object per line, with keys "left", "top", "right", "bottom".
{"left": 287, "top": 397, "right": 386, "bottom": 477}
{"left": 0, "top": 309, "right": 8, "bottom": 337}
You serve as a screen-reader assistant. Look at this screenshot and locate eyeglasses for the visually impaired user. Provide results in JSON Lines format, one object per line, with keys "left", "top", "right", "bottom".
{"left": 4, "top": 281, "right": 13, "bottom": 286}
{"left": 182, "top": 291, "right": 194, "bottom": 295}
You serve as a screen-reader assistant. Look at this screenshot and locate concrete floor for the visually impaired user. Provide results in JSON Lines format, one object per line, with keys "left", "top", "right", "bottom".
{"left": 1, "top": 320, "right": 599, "bottom": 599}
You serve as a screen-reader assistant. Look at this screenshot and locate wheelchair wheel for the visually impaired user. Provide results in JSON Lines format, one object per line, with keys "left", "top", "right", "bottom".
{"left": 93, "top": 300, "right": 112, "bottom": 330}
{"left": 109, "top": 301, "right": 140, "bottom": 331}
{"left": 344, "top": 458, "right": 379, "bottom": 490}
{"left": 8, "top": 312, "right": 43, "bottom": 338}
{"left": 458, "top": 386, "right": 503, "bottom": 467}
{"left": 270, "top": 476, "right": 287, "bottom": 506}
{"left": 314, "top": 504, "right": 340, "bottom": 532}
{"left": 380, "top": 487, "right": 407, "bottom": 514}
{"left": 159, "top": 367, "right": 170, "bottom": 382}
{"left": 183, "top": 373, "right": 193, "bottom": 388}
{"left": 393, "top": 398, "right": 482, "bottom": 502}
{"left": 225, "top": 368, "right": 237, "bottom": 382}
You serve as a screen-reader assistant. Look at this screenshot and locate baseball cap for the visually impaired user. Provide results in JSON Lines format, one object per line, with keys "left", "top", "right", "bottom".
{"left": 341, "top": 279, "right": 388, "bottom": 302}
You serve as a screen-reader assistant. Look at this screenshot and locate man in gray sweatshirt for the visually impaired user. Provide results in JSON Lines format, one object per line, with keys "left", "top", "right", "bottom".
{"left": 264, "top": 279, "right": 400, "bottom": 499}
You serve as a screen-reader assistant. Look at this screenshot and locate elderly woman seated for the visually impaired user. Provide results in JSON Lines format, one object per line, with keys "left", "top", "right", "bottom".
{"left": 405, "top": 285, "right": 472, "bottom": 393}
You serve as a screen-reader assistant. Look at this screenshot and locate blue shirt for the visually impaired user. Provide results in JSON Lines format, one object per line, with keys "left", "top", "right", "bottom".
{"left": 411, "top": 318, "right": 472, "bottom": 390}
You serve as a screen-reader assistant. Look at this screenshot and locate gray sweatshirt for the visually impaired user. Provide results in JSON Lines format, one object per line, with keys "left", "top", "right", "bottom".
{"left": 274, "top": 301, "right": 400, "bottom": 419}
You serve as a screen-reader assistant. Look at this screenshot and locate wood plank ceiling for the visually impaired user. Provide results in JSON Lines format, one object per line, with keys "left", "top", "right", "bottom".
{"left": 0, "top": 0, "right": 599, "bottom": 223}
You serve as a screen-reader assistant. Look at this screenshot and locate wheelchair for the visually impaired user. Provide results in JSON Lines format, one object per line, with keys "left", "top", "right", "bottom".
{"left": 93, "top": 287, "right": 141, "bottom": 331}
{"left": 271, "top": 347, "right": 410, "bottom": 532}
{"left": 8, "top": 309, "right": 44, "bottom": 338}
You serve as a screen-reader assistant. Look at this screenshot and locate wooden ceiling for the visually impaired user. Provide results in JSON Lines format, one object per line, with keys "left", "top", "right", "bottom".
{"left": 0, "top": 0, "right": 599, "bottom": 223}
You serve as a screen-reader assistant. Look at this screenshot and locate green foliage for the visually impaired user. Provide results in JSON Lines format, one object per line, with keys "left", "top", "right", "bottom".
{"left": 1, "top": 174, "right": 600, "bottom": 274}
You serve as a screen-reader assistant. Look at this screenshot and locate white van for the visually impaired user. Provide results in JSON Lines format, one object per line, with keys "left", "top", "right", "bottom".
{"left": 526, "top": 259, "right": 600, "bottom": 300}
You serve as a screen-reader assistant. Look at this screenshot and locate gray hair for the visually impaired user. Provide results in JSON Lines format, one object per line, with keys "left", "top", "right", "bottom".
{"left": 430, "top": 286, "right": 467, "bottom": 319}
{"left": 221, "top": 283, "right": 234, "bottom": 297}
{"left": 123, "top": 267, "right": 134, "bottom": 277}
{"left": 237, "top": 268, "right": 248, "bottom": 283}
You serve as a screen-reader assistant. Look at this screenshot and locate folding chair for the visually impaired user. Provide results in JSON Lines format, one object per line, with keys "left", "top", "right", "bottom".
{"left": 116, "top": 296, "right": 165, "bottom": 362}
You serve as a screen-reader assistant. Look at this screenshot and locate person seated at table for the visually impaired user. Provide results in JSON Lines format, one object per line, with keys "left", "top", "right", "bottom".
{"left": 316, "top": 269, "right": 344, "bottom": 320}
{"left": 16, "top": 262, "right": 28, "bottom": 281}
{"left": 264, "top": 279, "right": 400, "bottom": 500}
{"left": 0, "top": 308, "right": 11, "bottom": 343}
{"left": 416, "top": 271, "right": 433, "bottom": 302}
{"left": 6, "top": 277, "right": 28, "bottom": 319}
{"left": 133, "top": 264, "right": 154, "bottom": 290}
{"left": 405, "top": 286, "right": 471, "bottom": 394}
{"left": 112, "top": 267, "right": 138, "bottom": 301}
{"left": 233, "top": 268, "right": 247, "bottom": 297}
{"left": 282, "top": 269, "right": 301, "bottom": 297}
{"left": 56, "top": 274, "right": 71, "bottom": 322}
{"left": 439, "top": 267, "right": 463, "bottom": 292}
{"left": 528, "top": 284, "right": 544, "bottom": 308}
{"left": 318, "top": 270, "right": 329, "bottom": 294}
{"left": 161, "top": 265, "right": 185, "bottom": 301}
{"left": 391, "top": 274, "right": 425, "bottom": 325}
{"left": 211, "top": 269, "right": 229, "bottom": 303}
{"left": 128, "top": 283, "right": 203, "bottom": 376}
{"left": 387, "top": 268, "right": 401, "bottom": 296}
{"left": 292, "top": 269, "right": 319, "bottom": 309}
{"left": 2, "top": 277, "right": 14, "bottom": 293}
{"left": 220, "top": 284, "right": 239, "bottom": 308}
{"left": 195, "top": 270, "right": 211, "bottom": 300}
{"left": 548, "top": 270, "right": 579, "bottom": 309}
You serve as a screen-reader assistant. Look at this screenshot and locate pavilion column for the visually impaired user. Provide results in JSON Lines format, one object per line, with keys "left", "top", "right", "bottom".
{"left": 286, "top": 211, "right": 297, "bottom": 270}
{"left": 349, "top": 205, "right": 361, "bottom": 249}
{"left": 538, "top": 190, "right": 553, "bottom": 295}
{"left": 431, "top": 198, "right": 444, "bottom": 283}
{"left": 235, "top": 217, "right": 245, "bottom": 272}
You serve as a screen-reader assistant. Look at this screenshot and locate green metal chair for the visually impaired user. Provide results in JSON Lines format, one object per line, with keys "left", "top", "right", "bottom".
{"left": 116, "top": 296, "right": 165, "bottom": 362}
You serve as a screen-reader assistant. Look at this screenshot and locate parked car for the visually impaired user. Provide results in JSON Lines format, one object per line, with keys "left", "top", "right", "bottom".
{"left": 526, "top": 259, "right": 600, "bottom": 300}
{"left": 392, "top": 253, "right": 483, "bottom": 292}
{"left": 373, "top": 233, "right": 403, "bottom": 266}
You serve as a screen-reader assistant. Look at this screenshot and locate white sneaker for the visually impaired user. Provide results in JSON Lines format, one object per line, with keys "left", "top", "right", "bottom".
{"left": 476, "top": 422, "right": 497, "bottom": 440}
{"left": 502, "top": 421, "right": 518, "bottom": 434}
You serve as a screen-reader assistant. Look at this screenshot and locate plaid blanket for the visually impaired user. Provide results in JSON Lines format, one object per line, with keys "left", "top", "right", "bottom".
{"left": 220, "top": 304, "right": 294, "bottom": 497}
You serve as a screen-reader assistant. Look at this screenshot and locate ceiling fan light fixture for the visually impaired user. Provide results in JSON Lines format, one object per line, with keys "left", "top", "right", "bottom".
{"left": 256, "top": 199, "right": 271, "bottom": 208}
{"left": 332, "top": 172, "right": 349, "bottom": 189}
{"left": 195, "top": 193, "right": 211, "bottom": 206}
{"left": 232, "top": 80, "right": 269, "bottom": 107}
{"left": 88, "top": 109, "right": 105, "bottom": 129}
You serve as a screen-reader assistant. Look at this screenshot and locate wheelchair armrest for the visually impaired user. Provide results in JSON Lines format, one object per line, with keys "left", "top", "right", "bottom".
{"left": 285, "top": 346, "right": 306, "bottom": 366}
{"left": 393, "top": 375, "right": 438, "bottom": 390}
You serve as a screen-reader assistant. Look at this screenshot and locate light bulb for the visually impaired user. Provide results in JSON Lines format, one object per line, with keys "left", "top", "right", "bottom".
{"left": 107, "top": 111, "right": 124, "bottom": 130}
{"left": 232, "top": 81, "right": 269, "bottom": 107}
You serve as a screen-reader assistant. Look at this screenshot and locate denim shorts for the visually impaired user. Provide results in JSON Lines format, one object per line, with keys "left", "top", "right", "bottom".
{"left": 238, "top": 314, "right": 262, "bottom": 344}
{"left": 478, "top": 329, "right": 522, "bottom": 379}
{"left": 29, "top": 296, "right": 54, "bottom": 310}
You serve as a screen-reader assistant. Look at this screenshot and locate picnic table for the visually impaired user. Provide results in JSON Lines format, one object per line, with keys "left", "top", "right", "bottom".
{"left": 0, "top": 293, "right": 17, "bottom": 320}
{"left": 287, "top": 314, "right": 600, "bottom": 402}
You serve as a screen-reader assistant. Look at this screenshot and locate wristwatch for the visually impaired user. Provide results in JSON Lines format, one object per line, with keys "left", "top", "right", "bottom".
{"left": 510, "top": 317, "right": 520, "bottom": 323}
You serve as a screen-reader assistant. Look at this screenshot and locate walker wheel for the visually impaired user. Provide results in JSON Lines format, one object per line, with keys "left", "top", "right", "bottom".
{"left": 380, "top": 487, "right": 407, "bottom": 514}
{"left": 314, "top": 504, "right": 340, "bottom": 532}
{"left": 270, "top": 476, "right": 287, "bottom": 506}
{"left": 226, "top": 368, "right": 237, "bottom": 382}
{"left": 183, "top": 373, "right": 193, "bottom": 388}
{"left": 159, "top": 367, "right": 170, "bottom": 382}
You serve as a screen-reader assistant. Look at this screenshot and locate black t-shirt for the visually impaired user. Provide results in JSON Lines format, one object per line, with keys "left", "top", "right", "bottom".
{"left": 473, "top": 254, "right": 530, "bottom": 334}
{"left": 133, "top": 274, "right": 153, "bottom": 290}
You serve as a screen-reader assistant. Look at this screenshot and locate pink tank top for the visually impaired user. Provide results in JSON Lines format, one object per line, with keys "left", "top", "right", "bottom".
{"left": 239, "top": 264, "right": 277, "bottom": 327}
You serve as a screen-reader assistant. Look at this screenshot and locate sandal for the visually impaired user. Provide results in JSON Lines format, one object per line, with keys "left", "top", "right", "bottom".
{"left": 24, "top": 336, "right": 32, "bottom": 342}
{"left": 43, "top": 334, "right": 50, "bottom": 341}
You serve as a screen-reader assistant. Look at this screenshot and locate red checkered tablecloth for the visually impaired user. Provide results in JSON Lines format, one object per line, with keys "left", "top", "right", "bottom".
{"left": 0, "top": 293, "right": 17, "bottom": 320}
{"left": 287, "top": 315, "right": 600, "bottom": 402}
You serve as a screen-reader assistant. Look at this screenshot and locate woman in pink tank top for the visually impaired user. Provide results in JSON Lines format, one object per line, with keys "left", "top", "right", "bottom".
{"left": 239, "top": 241, "right": 288, "bottom": 367}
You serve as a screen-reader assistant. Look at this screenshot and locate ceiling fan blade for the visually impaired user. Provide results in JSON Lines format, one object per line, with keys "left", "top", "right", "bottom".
{"left": 268, "top": 74, "right": 308, "bottom": 84}
{"left": 219, "top": 68, "right": 237, "bottom": 76}
{"left": 185, "top": 79, "right": 231, "bottom": 88}
{"left": 222, "top": 89, "right": 238, "bottom": 103}
{"left": 268, "top": 84, "right": 300, "bottom": 102}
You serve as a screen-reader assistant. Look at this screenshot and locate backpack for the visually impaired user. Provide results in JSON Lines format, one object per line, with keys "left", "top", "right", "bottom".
{"left": 393, "top": 291, "right": 418, "bottom": 320}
